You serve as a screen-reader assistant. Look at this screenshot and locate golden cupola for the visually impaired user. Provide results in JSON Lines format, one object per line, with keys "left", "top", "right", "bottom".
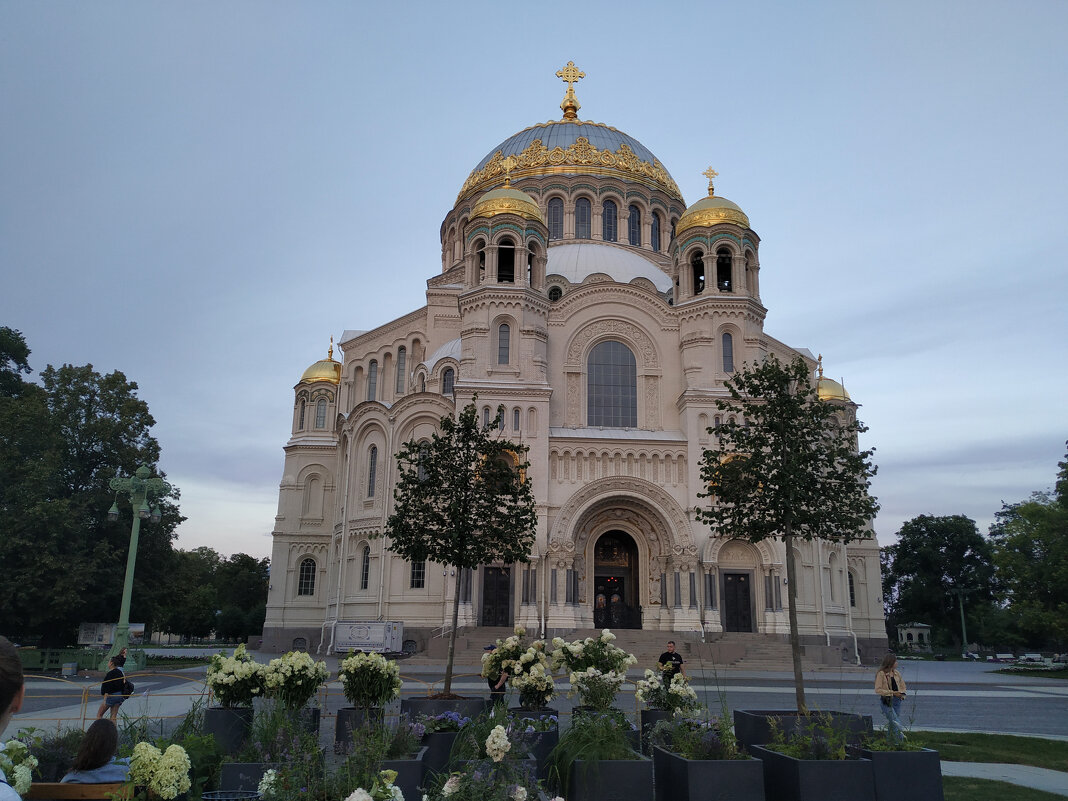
{"left": 300, "top": 339, "right": 342, "bottom": 385}
{"left": 675, "top": 169, "right": 750, "bottom": 236}
{"left": 471, "top": 171, "right": 545, "bottom": 224}
{"left": 815, "top": 356, "right": 851, "bottom": 402}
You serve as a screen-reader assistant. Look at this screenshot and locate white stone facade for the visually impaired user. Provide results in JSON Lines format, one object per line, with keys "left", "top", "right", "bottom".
{"left": 262, "top": 90, "right": 888, "bottom": 661}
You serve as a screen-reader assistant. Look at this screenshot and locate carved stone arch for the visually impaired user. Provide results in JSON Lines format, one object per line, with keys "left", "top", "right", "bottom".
{"left": 564, "top": 318, "right": 660, "bottom": 369}
{"left": 704, "top": 536, "right": 779, "bottom": 567}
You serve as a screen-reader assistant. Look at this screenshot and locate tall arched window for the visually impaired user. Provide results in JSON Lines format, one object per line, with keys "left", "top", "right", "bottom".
{"left": 360, "top": 546, "right": 371, "bottom": 590}
{"left": 498, "top": 238, "right": 515, "bottom": 283}
{"left": 420, "top": 374, "right": 426, "bottom": 393}
{"left": 475, "top": 239, "right": 486, "bottom": 283}
{"left": 513, "top": 408, "right": 520, "bottom": 431}
{"left": 483, "top": 407, "right": 491, "bottom": 428}
{"left": 497, "top": 323, "right": 510, "bottom": 364}
{"left": 651, "top": 212, "right": 661, "bottom": 252}
{"left": 602, "top": 200, "right": 618, "bottom": 242}
{"left": 442, "top": 367, "right": 454, "bottom": 395}
{"left": 691, "top": 250, "right": 705, "bottom": 294}
{"left": 628, "top": 205, "right": 641, "bottom": 246}
{"left": 298, "top": 400, "right": 306, "bottom": 430}
{"left": 670, "top": 218, "right": 677, "bottom": 241}
{"left": 722, "top": 332, "right": 734, "bottom": 373}
{"left": 547, "top": 198, "right": 564, "bottom": 240}
{"left": 848, "top": 572, "right": 856, "bottom": 607}
{"left": 367, "top": 445, "right": 378, "bottom": 498}
{"left": 395, "top": 347, "right": 406, "bottom": 394}
{"left": 716, "top": 248, "right": 733, "bottom": 292}
{"left": 367, "top": 361, "right": 378, "bottom": 401}
{"left": 297, "top": 558, "right": 316, "bottom": 596}
{"left": 575, "top": 198, "right": 591, "bottom": 239}
{"left": 828, "top": 552, "right": 839, "bottom": 602}
{"left": 314, "top": 398, "right": 327, "bottom": 429}
{"left": 587, "top": 340, "right": 637, "bottom": 427}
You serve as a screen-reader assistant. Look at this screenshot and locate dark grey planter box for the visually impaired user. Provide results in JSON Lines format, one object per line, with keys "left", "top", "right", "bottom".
{"left": 298, "top": 705, "right": 320, "bottom": 735}
{"left": 421, "top": 730, "right": 460, "bottom": 777}
{"left": 567, "top": 754, "right": 652, "bottom": 801}
{"left": 382, "top": 746, "right": 427, "bottom": 801}
{"left": 750, "top": 745, "right": 874, "bottom": 801}
{"left": 734, "top": 709, "right": 873, "bottom": 752}
{"left": 204, "top": 707, "right": 254, "bottom": 755}
{"left": 859, "top": 747, "right": 943, "bottom": 801}
{"left": 334, "top": 707, "right": 384, "bottom": 752}
{"left": 639, "top": 709, "right": 672, "bottom": 754}
{"left": 401, "top": 697, "right": 488, "bottom": 720}
{"left": 219, "top": 762, "right": 278, "bottom": 792}
{"left": 508, "top": 709, "right": 560, "bottom": 780}
{"left": 457, "top": 754, "right": 538, "bottom": 784}
{"left": 652, "top": 746, "right": 764, "bottom": 801}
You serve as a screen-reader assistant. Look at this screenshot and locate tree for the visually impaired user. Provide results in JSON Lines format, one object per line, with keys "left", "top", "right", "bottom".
{"left": 695, "top": 354, "right": 879, "bottom": 714}
{"left": 881, "top": 515, "right": 997, "bottom": 650}
{"left": 989, "top": 445, "right": 1068, "bottom": 647}
{"left": 0, "top": 326, "right": 32, "bottom": 398}
{"left": 380, "top": 401, "right": 538, "bottom": 696}
{"left": 0, "top": 351, "right": 183, "bottom": 643}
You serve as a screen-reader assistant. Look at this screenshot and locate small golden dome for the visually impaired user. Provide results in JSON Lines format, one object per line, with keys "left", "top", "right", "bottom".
{"left": 816, "top": 376, "right": 851, "bottom": 402}
{"left": 675, "top": 169, "right": 750, "bottom": 236}
{"left": 471, "top": 183, "right": 545, "bottom": 224}
{"left": 300, "top": 339, "right": 341, "bottom": 385}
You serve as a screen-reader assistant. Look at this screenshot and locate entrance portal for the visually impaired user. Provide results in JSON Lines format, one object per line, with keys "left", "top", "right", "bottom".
{"left": 593, "top": 531, "right": 640, "bottom": 629}
{"left": 722, "top": 572, "right": 753, "bottom": 632}
{"left": 481, "top": 567, "right": 511, "bottom": 627}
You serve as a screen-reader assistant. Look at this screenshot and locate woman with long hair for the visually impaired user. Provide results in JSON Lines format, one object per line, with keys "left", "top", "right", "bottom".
{"left": 61, "top": 720, "right": 129, "bottom": 783}
{"left": 0, "top": 636, "right": 27, "bottom": 801}
{"left": 874, "top": 652, "right": 907, "bottom": 743}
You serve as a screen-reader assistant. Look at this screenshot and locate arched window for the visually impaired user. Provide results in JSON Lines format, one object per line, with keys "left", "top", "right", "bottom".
{"left": 314, "top": 398, "right": 327, "bottom": 429}
{"left": 483, "top": 406, "right": 491, "bottom": 428}
{"left": 722, "top": 332, "right": 734, "bottom": 374}
{"left": 575, "top": 197, "right": 591, "bottom": 239}
{"left": 367, "top": 445, "right": 378, "bottom": 498}
{"left": 548, "top": 285, "right": 562, "bottom": 302}
{"left": 691, "top": 250, "right": 705, "bottom": 294}
{"left": 651, "top": 212, "right": 661, "bottom": 252}
{"left": 848, "top": 572, "right": 856, "bottom": 607}
{"left": 442, "top": 367, "right": 455, "bottom": 396}
{"left": 498, "top": 238, "right": 515, "bottom": 283}
{"left": 297, "top": 558, "right": 316, "bottom": 596}
{"left": 367, "top": 361, "right": 378, "bottom": 401}
{"left": 602, "top": 200, "right": 618, "bottom": 242}
{"left": 360, "top": 546, "right": 371, "bottom": 590}
{"left": 513, "top": 408, "right": 520, "bottom": 431}
{"left": 476, "top": 239, "right": 486, "bottom": 283}
{"left": 420, "top": 374, "right": 426, "bottom": 393}
{"left": 587, "top": 340, "right": 637, "bottom": 427}
{"left": 670, "top": 218, "right": 677, "bottom": 241}
{"left": 417, "top": 441, "right": 430, "bottom": 482}
{"left": 547, "top": 198, "right": 564, "bottom": 240}
{"left": 716, "top": 248, "right": 733, "bottom": 292}
{"left": 395, "top": 347, "right": 406, "bottom": 394}
{"left": 497, "top": 323, "right": 510, "bottom": 364}
{"left": 628, "top": 205, "right": 641, "bottom": 246}
{"left": 298, "top": 400, "right": 306, "bottom": 430}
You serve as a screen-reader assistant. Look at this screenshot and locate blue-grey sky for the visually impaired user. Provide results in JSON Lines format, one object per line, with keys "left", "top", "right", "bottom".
{"left": 2, "top": 2, "right": 1065, "bottom": 558}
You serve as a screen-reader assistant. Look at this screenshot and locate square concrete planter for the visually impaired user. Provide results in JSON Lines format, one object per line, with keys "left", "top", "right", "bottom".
{"left": 734, "top": 709, "right": 873, "bottom": 752}
{"left": 334, "top": 707, "right": 385, "bottom": 752}
{"left": 858, "top": 747, "right": 943, "bottom": 801}
{"left": 652, "top": 746, "right": 764, "bottom": 801}
{"left": 750, "top": 745, "right": 874, "bottom": 801}
{"left": 567, "top": 754, "right": 652, "bottom": 801}
{"left": 219, "top": 762, "right": 278, "bottom": 792}
{"left": 204, "top": 707, "right": 254, "bottom": 756}
{"left": 400, "top": 697, "right": 488, "bottom": 720}
{"left": 421, "top": 730, "right": 460, "bottom": 777}
{"left": 381, "top": 746, "right": 428, "bottom": 801}
{"left": 638, "top": 709, "right": 672, "bottom": 755}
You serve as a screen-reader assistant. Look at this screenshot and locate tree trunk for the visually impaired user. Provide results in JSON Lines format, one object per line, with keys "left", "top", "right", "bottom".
{"left": 442, "top": 565, "right": 463, "bottom": 696}
{"left": 784, "top": 531, "right": 808, "bottom": 714}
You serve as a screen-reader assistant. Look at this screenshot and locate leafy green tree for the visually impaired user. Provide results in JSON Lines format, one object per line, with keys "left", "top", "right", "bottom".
{"left": 881, "top": 515, "right": 998, "bottom": 650}
{"left": 989, "top": 445, "right": 1068, "bottom": 647}
{"left": 380, "top": 401, "right": 538, "bottom": 696}
{"left": 215, "top": 553, "right": 270, "bottom": 612}
{"left": 0, "top": 352, "right": 182, "bottom": 644}
{"left": 696, "top": 354, "right": 879, "bottom": 713}
{"left": 0, "top": 326, "right": 32, "bottom": 397}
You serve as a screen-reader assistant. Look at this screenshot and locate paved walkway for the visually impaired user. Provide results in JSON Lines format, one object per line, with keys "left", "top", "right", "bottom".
{"left": 941, "top": 760, "right": 1068, "bottom": 797}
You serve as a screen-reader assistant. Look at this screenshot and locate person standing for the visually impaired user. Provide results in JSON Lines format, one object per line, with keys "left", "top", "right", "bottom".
{"left": 96, "top": 658, "right": 126, "bottom": 721}
{"left": 658, "top": 641, "right": 685, "bottom": 679}
{"left": 483, "top": 645, "right": 509, "bottom": 705}
{"left": 875, "top": 653, "right": 907, "bottom": 743}
{"left": 0, "top": 636, "right": 27, "bottom": 801}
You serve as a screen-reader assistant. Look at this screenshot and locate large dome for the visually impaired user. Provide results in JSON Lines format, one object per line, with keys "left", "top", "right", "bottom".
{"left": 547, "top": 243, "right": 672, "bottom": 293}
{"left": 457, "top": 119, "right": 683, "bottom": 204}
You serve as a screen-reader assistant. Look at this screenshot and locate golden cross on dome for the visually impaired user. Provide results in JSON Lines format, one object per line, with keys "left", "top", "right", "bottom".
{"left": 502, "top": 155, "right": 518, "bottom": 184}
{"left": 328, "top": 335, "right": 334, "bottom": 360}
{"left": 817, "top": 353, "right": 824, "bottom": 380}
{"left": 703, "top": 167, "right": 719, "bottom": 196}
{"left": 556, "top": 61, "right": 585, "bottom": 120}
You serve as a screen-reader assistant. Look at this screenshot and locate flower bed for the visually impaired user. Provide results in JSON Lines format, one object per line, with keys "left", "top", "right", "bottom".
{"left": 262, "top": 650, "right": 329, "bottom": 710}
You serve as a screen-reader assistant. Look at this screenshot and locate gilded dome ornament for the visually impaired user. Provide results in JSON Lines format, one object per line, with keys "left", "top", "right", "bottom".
{"left": 815, "top": 355, "right": 851, "bottom": 402}
{"left": 300, "top": 337, "right": 342, "bottom": 385}
{"left": 675, "top": 169, "right": 750, "bottom": 235}
{"left": 556, "top": 61, "right": 585, "bottom": 121}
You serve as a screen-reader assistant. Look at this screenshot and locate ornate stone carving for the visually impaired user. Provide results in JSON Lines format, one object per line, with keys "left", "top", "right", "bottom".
{"left": 566, "top": 319, "right": 659, "bottom": 368}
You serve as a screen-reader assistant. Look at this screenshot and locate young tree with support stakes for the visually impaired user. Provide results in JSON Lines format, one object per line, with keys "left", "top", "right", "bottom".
{"left": 695, "top": 354, "right": 879, "bottom": 714}
{"left": 379, "top": 400, "right": 537, "bottom": 697}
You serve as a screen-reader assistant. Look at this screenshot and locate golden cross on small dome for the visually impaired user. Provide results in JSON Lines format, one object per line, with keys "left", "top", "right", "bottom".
{"left": 556, "top": 61, "right": 585, "bottom": 120}
{"left": 817, "top": 353, "right": 824, "bottom": 380}
{"left": 502, "top": 155, "right": 518, "bottom": 185}
{"left": 703, "top": 167, "right": 719, "bottom": 196}
{"left": 328, "top": 335, "right": 334, "bottom": 360}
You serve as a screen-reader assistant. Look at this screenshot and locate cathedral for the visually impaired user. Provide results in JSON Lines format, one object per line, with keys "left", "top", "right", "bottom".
{"left": 262, "top": 65, "right": 888, "bottom": 662}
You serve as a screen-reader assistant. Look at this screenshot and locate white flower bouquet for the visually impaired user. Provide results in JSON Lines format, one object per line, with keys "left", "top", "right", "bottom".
{"left": 635, "top": 669, "right": 699, "bottom": 714}
{"left": 338, "top": 651, "right": 402, "bottom": 709}
{"left": 128, "top": 742, "right": 192, "bottom": 800}
{"left": 342, "top": 768, "right": 404, "bottom": 801}
{"left": 263, "top": 650, "right": 330, "bottom": 709}
{"left": 568, "top": 667, "right": 628, "bottom": 711}
{"left": 0, "top": 739, "right": 38, "bottom": 795}
{"left": 481, "top": 626, "right": 555, "bottom": 709}
{"left": 550, "top": 629, "right": 635, "bottom": 708}
{"left": 206, "top": 643, "right": 265, "bottom": 708}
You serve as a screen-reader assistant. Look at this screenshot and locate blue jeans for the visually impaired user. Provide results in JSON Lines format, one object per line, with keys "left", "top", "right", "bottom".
{"left": 879, "top": 696, "right": 903, "bottom": 742}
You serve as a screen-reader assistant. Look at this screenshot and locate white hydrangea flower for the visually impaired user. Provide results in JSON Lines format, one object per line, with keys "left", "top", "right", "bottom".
{"left": 344, "top": 789, "right": 374, "bottom": 801}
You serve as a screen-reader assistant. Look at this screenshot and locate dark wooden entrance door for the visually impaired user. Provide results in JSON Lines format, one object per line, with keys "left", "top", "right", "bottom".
{"left": 481, "top": 567, "right": 511, "bottom": 627}
{"left": 722, "top": 572, "right": 753, "bottom": 632}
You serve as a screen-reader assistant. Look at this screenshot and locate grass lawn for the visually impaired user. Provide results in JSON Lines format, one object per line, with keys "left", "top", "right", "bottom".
{"left": 944, "top": 777, "right": 1067, "bottom": 800}
{"left": 913, "top": 730, "right": 1068, "bottom": 772}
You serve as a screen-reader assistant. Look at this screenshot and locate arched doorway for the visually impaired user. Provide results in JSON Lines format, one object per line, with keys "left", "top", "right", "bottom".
{"left": 593, "top": 531, "right": 640, "bottom": 629}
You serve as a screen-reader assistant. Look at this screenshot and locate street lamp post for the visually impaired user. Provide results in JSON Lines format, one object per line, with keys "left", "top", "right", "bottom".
{"left": 99, "top": 464, "right": 171, "bottom": 670}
